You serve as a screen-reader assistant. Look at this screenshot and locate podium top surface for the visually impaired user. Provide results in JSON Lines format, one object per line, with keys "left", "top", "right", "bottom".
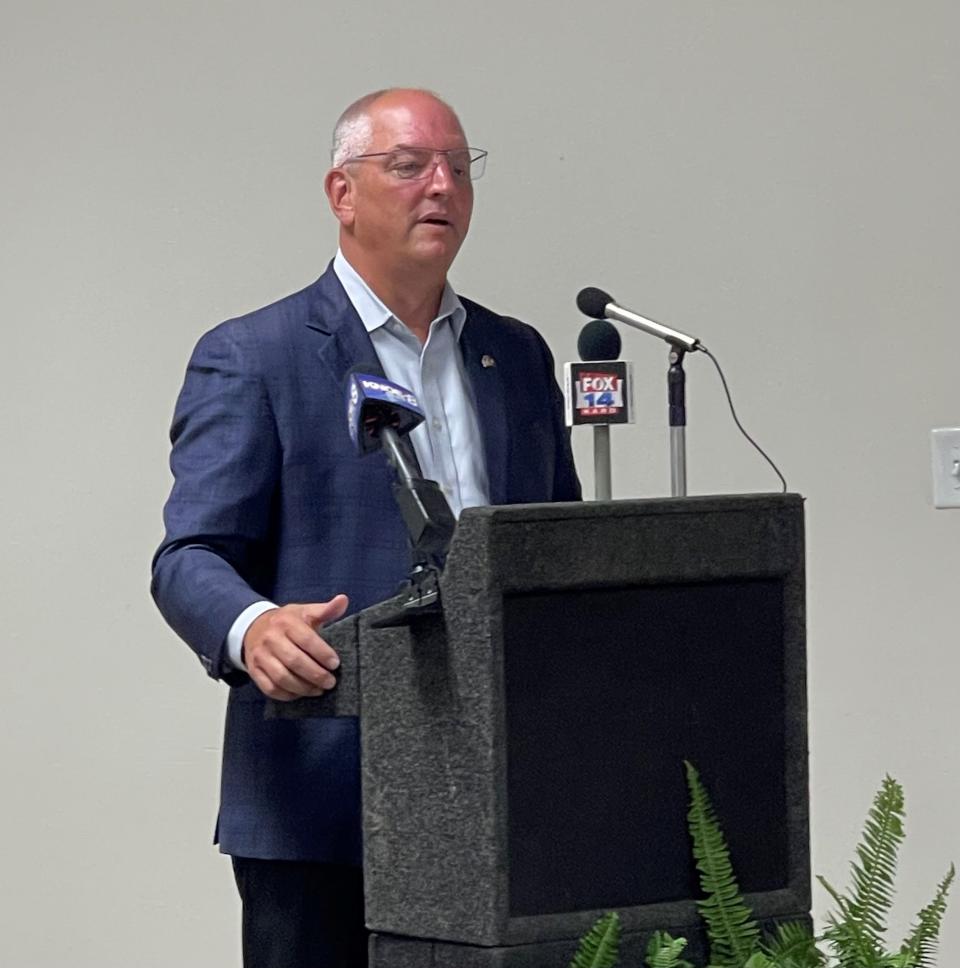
{"left": 458, "top": 492, "right": 802, "bottom": 525}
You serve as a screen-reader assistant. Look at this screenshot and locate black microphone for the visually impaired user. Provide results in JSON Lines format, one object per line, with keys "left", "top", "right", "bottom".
{"left": 577, "top": 318, "right": 621, "bottom": 362}
{"left": 345, "top": 368, "right": 455, "bottom": 562}
{"left": 577, "top": 287, "right": 702, "bottom": 352}
{"left": 563, "top": 321, "right": 634, "bottom": 501}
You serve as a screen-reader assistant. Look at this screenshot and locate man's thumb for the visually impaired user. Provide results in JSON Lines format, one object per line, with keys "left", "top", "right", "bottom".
{"left": 302, "top": 594, "right": 349, "bottom": 629}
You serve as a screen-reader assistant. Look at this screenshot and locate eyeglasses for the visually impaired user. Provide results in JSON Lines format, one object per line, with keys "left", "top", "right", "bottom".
{"left": 343, "top": 147, "right": 488, "bottom": 182}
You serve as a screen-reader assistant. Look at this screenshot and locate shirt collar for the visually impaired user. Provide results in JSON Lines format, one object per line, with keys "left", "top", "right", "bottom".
{"left": 333, "top": 249, "right": 466, "bottom": 340}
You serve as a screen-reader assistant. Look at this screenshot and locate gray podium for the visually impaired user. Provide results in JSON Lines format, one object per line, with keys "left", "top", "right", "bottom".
{"left": 269, "top": 494, "right": 810, "bottom": 967}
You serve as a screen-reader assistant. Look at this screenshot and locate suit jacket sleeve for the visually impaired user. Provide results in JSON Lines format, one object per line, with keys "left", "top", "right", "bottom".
{"left": 151, "top": 321, "right": 279, "bottom": 684}
{"left": 532, "top": 325, "right": 581, "bottom": 503}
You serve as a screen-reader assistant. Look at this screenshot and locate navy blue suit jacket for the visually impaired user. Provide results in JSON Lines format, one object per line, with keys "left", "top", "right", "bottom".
{"left": 151, "top": 265, "right": 580, "bottom": 862}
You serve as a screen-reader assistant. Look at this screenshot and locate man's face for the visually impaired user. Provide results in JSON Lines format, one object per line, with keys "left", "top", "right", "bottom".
{"left": 335, "top": 93, "right": 474, "bottom": 277}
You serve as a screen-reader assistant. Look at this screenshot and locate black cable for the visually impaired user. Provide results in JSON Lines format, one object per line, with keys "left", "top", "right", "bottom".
{"left": 699, "top": 345, "right": 788, "bottom": 493}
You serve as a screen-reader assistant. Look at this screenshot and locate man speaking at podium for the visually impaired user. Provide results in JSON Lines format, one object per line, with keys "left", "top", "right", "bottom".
{"left": 152, "top": 88, "right": 580, "bottom": 968}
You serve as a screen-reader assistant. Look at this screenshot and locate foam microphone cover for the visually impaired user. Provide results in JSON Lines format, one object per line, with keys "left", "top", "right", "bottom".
{"left": 577, "top": 319, "right": 622, "bottom": 361}
{"left": 576, "top": 286, "right": 614, "bottom": 319}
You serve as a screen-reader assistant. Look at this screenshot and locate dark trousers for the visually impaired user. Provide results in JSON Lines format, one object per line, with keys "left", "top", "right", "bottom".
{"left": 231, "top": 857, "right": 368, "bottom": 968}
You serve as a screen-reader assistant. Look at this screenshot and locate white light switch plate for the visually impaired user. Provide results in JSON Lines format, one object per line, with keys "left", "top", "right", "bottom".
{"left": 931, "top": 428, "right": 960, "bottom": 508}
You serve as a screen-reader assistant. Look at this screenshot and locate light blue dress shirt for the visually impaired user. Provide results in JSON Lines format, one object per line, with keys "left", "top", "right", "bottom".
{"left": 226, "top": 252, "right": 490, "bottom": 669}
{"left": 333, "top": 250, "right": 490, "bottom": 515}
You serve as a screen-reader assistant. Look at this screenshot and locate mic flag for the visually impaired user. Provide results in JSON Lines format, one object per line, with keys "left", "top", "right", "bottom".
{"left": 563, "top": 322, "right": 634, "bottom": 428}
{"left": 346, "top": 371, "right": 425, "bottom": 455}
{"left": 563, "top": 362, "right": 634, "bottom": 426}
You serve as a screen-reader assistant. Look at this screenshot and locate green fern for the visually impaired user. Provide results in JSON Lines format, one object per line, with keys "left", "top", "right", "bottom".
{"left": 760, "top": 920, "right": 824, "bottom": 968}
{"left": 744, "top": 954, "right": 776, "bottom": 968}
{"left": 567, "top": 770, "right": 952, "bottom": 968}
{"left": 685, "top": 761, "right": 761, "bottom": 967}
{"left": 898, "top": 863, "right": 955, "bottom": 967}
{"left": 569, "top": 911, "right": 620, "bottom": 968}
{"left": 644, "top": 930, "right": 693, "bottom": 968}
{"left": 819, "top": 776, "right": 905, "bottom": 966}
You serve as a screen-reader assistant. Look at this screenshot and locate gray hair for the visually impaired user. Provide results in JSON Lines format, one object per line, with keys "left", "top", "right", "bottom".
{"left": 330, "top": 90, "right": 388, "bottom": 166}
{"left": 329, "top": 88, "right": 461, "bottom": 167}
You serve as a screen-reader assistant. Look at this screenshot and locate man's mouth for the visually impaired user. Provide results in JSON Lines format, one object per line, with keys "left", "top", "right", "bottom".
{"left": 419, "top": 215, "right": 452, "bottom": 227}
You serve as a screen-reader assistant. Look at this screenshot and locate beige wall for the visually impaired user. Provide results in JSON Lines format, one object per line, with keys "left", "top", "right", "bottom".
{"left": 2, "top": 2, "right": 957, "bottom": 964}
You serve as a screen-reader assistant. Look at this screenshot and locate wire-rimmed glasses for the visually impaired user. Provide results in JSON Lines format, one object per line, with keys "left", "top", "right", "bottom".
{"left": 343, "top": 147, "right": 488, "bottom": 182}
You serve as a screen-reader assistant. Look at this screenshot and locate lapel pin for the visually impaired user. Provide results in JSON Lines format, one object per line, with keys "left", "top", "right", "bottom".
{"left": 481, "top": 354, "right": 496, "bottom": 368}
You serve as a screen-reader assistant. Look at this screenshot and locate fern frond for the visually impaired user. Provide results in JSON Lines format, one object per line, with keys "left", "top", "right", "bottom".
{"left": 850, "top": 776, "right": 904, "bottom": 928}
{"left": 762, "top": 920, "right": 825, "bottom": 968}
{"left": 744, "top": 954, "right": 775, "bottom": 968}
{"left": 685, "top": 761, "right": 761, "bottom": 967}
{"left": 644, "top": 930, "right": 693, "bottom": 968}
{"left": 569, "top": 911, "right": 620, "bottom": 968}
{"left": 816, "top": 875, "right": 849, "bottom": 914}
{"left": 899, "top": 863, "right": 954, "bottom": 968}
{"left": 821, "top": 776, "right": 905, "bottom": 967}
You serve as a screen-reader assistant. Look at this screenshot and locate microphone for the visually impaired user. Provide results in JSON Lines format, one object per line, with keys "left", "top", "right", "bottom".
{"left": 345, "top": 369, "right": 455, "bottom": 562}
{"left": 577, "top": 318, "right": 621, "bottom": 362}
{"left": 563, "top": 320, "right": 634, "bottom": 502}
{"left": 577, "top": 287, "right": 702, "bottom": 353}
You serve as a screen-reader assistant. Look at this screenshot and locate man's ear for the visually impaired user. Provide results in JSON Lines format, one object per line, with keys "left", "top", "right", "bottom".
{"left": 324, "top": 168, "right": 355, "bottom": 228}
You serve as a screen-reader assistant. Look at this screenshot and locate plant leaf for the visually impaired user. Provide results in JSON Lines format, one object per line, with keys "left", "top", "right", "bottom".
{"left": 762, "top": 920, "right": 825, "bottom": 968}
{"left": 644, "top": 930, "right": 693, "bottom": 968}
{"left": 685, "top": 761, "right": 761, "bottom": 967}
{"left": 569, "top": 911, "right": 620, "bottom": 968}
{"left": 899, "top": 863, "right": 955, "bottom": 968}
{"left": 821, "top": 775, "right": 905, "bottom": 967}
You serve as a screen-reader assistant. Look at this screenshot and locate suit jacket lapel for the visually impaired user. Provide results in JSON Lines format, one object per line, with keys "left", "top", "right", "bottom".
{"left": 306, "top": 265, "right": 424, "bottom": 476}
{"left": 306, "top": 265, "right": 385, "bottom": 382}
{"left": 460, "top": 314, "right": 509, "bottom": 505}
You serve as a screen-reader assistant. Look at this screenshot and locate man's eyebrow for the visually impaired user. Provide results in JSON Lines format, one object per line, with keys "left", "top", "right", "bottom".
{"left": 388, "top": 144, "right": 469, "bottom": 151}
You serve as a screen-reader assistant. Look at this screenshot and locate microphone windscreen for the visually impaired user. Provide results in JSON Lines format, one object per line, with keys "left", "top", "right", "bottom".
{"left": 577, "top": 319, "right": 621, "bottom": 361}
{"left": 576, "top": 286, "right": 613, "bottom": 318}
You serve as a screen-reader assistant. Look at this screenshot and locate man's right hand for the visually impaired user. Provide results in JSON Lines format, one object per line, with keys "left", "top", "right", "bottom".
{"left": 242, "top": 595, "right": 349, "bottom": 701}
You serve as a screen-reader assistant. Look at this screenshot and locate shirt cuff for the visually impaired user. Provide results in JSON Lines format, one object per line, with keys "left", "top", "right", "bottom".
{"left": 226, "top": 601, "right": 278, "bottom": 671}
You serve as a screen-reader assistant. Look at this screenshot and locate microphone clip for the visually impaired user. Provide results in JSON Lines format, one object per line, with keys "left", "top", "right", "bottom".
{"left": 369, "top": 564, "right": 444, "bottom": 628}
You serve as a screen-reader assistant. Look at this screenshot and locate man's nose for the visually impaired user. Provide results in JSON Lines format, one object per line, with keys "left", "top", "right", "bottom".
{"left": 426, "top": 154, "right": 456, "bottom": 193}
